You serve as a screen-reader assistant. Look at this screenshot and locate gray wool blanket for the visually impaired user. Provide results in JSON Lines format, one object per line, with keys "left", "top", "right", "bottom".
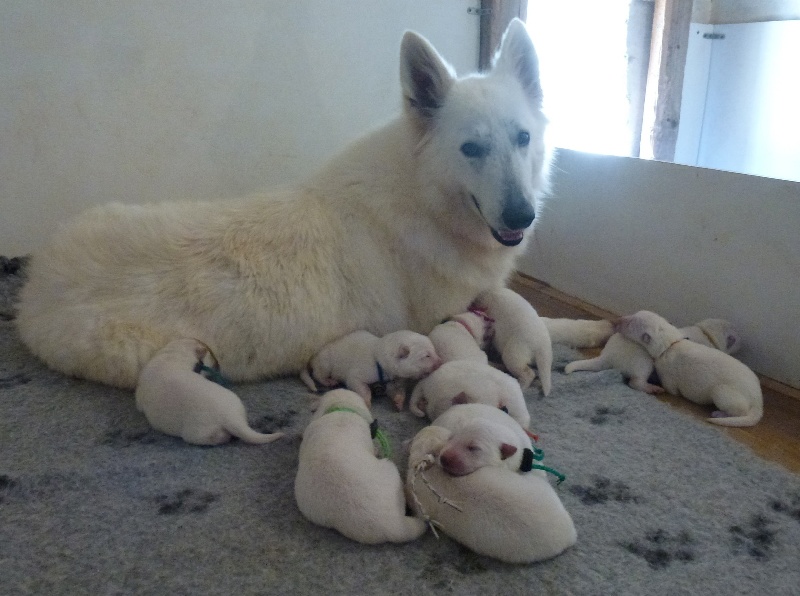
{"left": 1, "top": 259, "right": 799, "bottom": 595}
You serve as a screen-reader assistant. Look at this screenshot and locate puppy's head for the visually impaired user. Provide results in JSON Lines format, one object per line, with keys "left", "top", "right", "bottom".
{"left": 696, "top": 318, "right": 742, "bottom": 355}
{"left": 614, "top": 310, "right": 682, "bottom": 358}
{"left": 311, "top": 389, "right": 371, "bottom": 422}
{"left": 379, "top": 330, "right": 442, "bottom": 379}
{"left": 437, "top": 419, "right": 524, "bottom": 476}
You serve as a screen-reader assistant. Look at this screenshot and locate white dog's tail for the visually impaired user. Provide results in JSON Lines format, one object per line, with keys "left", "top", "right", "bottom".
{"left": 543, "top": 318, "right": 613, "bottom": 348}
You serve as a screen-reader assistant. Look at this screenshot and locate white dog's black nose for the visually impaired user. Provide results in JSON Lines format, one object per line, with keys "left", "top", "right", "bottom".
{"left": 502, "top": 200, "right": 536, "bottom": 230}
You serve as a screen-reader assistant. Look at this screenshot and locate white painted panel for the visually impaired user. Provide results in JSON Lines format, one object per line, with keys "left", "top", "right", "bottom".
{"left": 695, "top": 21, "right": 800, "bottom": 182}
{"left": 673, "top": 24, "right": 714, "bottom": 166}
{"left": 0, "top": 1, "right": 478, "bottom": 255}
{"left": 520, "top": 149, "right": 800, "bottom": 388}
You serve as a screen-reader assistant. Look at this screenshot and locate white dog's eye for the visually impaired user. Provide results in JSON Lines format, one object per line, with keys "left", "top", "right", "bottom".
{"left": 467, "top": 444, "right": 480, "bottom": 452}
{"left": 517, "top": 131, "right": 530, "bottom": 147}
{"left": 460, "top": 142, "right": 489, "bottom": 159}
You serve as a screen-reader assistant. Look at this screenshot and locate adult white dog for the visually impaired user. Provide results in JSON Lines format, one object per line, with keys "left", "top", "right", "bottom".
{"left": 16, "top": 20, "right": 595, "bottom": 414}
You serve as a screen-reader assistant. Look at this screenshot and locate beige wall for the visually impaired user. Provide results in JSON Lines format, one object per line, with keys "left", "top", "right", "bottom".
{"left": 0, "top": 1, "right": 478, "bottom": 255}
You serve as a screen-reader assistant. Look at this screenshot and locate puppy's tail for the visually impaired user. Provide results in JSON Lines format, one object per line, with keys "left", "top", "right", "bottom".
{"left": 226, "top": 422, "right": 285, "bottom": 445}
{"left": 383, "top": 515, "right": 428, "bottom": 543}
{"left": 408, "top": 384, "right": 427, "bottom": 418}
{"left": 706, "top": 406, "right": 763, "bottom": 428}
{"left": 534, "top": 345, "right": 553, "bottom": 396}
{"left": 543, "top": 318, "right": 613, "bottom": 348}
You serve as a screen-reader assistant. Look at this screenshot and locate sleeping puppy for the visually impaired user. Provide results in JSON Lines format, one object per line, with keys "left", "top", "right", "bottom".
{"left": 408, "top": 361, "right": 531, "bottom": 430}
{"left": 427, "top": 310, "right": 490, "bottom": 365}
{"left": 616, "top": 310, "right": 762, "bottom": 427}
{"left": 135, "top": 338, "right": 284, "bottom": 445}
{"left": 566, "top": 317, "right": 741, "bottom": 394}
{"left": 437, "top": 417, "right": 531, "bottom": 476}
{"left": 299, "top": 330, "right": 441, "bottom": 406}
{"left": 475, "top": 288, "right": 552, "bottom": 394}
{"left": 294, "top": 389, "right": 426, "bottom": 544}
{"left": 405, "top": 425, "right": 577, "bottom": 564}
{"left": 679, "top": 318, "right": 742, "bottom": 354}
{"left": 432, "top": 403, "right": 534, "bottom": 462}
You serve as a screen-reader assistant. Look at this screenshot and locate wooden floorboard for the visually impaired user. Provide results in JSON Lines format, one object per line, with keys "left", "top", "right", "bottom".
{"left": 509, "top": 273, "right": 800, "bottom": 474}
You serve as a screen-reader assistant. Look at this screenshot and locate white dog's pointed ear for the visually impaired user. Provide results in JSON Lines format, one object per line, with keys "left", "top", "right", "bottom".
{"left": 400, "top": 31, "right": 456, "bottom": 121}
{"left": 492, "top": 18, "right": 542, "bottom": 107}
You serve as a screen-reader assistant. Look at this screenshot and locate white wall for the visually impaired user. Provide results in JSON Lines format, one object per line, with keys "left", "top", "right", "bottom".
{"left": 0, "top": 1, "right": 478, "bottom": 255}
{"left": 519, "top": 149, "right": 800, "bottom": 389}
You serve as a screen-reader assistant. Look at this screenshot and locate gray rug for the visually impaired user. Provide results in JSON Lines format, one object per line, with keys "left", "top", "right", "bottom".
{"left": 2, "top": 260, "right": 799, "bottom": 596}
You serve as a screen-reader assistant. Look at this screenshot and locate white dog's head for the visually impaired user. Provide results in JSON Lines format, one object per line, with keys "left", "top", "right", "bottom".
{"left": 437, "top": 419, "right": 524, "bottom": 476}
{"left": 400, "top": 19, "right": 550, "bottom": 249}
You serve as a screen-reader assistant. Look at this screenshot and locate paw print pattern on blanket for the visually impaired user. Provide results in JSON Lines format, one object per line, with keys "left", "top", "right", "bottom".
{"left": 0, "top": 474, "right": 17, "bottom": 503}
{"left": 574, "top": 405, "right": 628, "bottom": 426}
{"left": 0, "top": 372, "right": 31, "bottom": 388}
{"left": 770, "top": 492, "right": 800, "bottom": 523}
{"left": 154, "top": 488, "right": 218, "bottom": 515}
{"left": 569, "top": 476, "right": 642, "bottom": 505}
{"left": 623, "top": 529, "right": 695, "bottom": 569}
{"left": 730, "top": 514, "right": 779, "bottom": 559}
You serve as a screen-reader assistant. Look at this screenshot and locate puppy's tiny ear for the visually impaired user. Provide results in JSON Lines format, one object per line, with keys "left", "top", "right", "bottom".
{"left": 500, "top": 443, "right": 518, "bottom": 460}
{"left": 397, "top": 345, "right": 411, "bottom": 359}
{"left": 726, "top": 334, "right": 738, "bottom": 352}
{"left": 451, "top": 392, "right": 469, "bottom": 405}
{"left": 641, "top": 332, "right": 652, "bottom": 345}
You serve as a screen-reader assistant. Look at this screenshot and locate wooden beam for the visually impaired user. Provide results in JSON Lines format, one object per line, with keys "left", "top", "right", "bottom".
{"left": 640, "top": 0, "right": 693, "bottom": 161}
{"left": 478, "top": 0, "right": 527, "bottom": 71}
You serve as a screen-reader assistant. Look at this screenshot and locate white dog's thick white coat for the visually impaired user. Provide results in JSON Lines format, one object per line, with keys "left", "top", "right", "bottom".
{"left": 16, "top": 20, "right": 556, "bottom": 394}
{"left": 616, "top": 311, "right": 762, "bottom": 427}
{"left": 409, "top": 361, "right": 531, "bottom": 429}
{"left": 295, "top": 389, "right": 426, "bottom": 544}
{"left": 476, "top": 288, "right": 552, "bottom": 393}
{"left": 135, "top": 338, "right": 284, "bottom": 445}
{"left": 406, "top": 426, "right": 576, "bottom": 563}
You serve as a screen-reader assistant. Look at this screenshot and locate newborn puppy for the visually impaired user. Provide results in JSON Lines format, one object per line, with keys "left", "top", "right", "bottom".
{"left": 135, "top": 338, "right": 284, "bottom": 445}
{"left": 616, "top": 310, "right": 763, "bottom": 426}
{"left": 475, "top": 288, "right": 552, "bottom": 394}
{"left": 565, "top": 332, "right": 664, "bottom": 394}
{"left": 427, "top": 310, "right": 490, "bottom": 365}
{"left": 432, "top": 403, "right": 534, "bottom": 461}
{"left": 437, "top": 418, "right": 529, "bottom": 475}
{"left": 299, "top": 330, "right": 441, "bottom": 406}
{"left": 680, "top": 318, "right": 742, "bottom": 354}
{"left": 405, "top": 425, "right": 577, "bottom": 564}
{"left": 409, "top": 361, "right": 531, "bottom": 429}
{"left": 294, "top": 389, "right": 426, "bottom": 544}
{"left": 566, "top": 317, "right": 741, "bottom": 394}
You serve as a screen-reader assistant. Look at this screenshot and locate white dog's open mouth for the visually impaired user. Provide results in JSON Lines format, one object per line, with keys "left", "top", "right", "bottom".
{"left": 471, "top": 195, "right": 527, "bottom": 247}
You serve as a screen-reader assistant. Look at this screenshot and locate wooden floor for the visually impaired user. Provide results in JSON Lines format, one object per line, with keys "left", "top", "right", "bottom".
{"left": 509, "top": 273, "right": 800, "bottom": 474}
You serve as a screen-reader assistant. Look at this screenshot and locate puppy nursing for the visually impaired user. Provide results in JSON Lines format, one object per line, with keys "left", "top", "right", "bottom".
{"left": 616, "top": 311, "right": 762, "bottom": 427}
{"left": 566, "top": 317, "right": 742, "bottom": 395}
{"left": 427, "top": 310, "right": 491, "bottom": 365}
{"left": 294, "top": 389, "right": 426, "bottom": 544}
{"left": 476, "top": 288, "right": 553, "bottom": 394}
{"left": 135, "top": 338, "right": 284, "bottom": 445}
{"left": 406, "top": 421, "right": 576, "bottom": 563}
{"left": 409, "top": 361, "right": 531, "bottom": 429}
{"left": 300, "top": 330, "right": 441, "bottom": 405}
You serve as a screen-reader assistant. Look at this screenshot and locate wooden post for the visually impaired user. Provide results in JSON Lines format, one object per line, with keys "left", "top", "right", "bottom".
{"left": 478, "top": 0, "right": 527, "bottom": 71}
{"left": 640, "top": 0, "right": 693, "bottom": 161}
